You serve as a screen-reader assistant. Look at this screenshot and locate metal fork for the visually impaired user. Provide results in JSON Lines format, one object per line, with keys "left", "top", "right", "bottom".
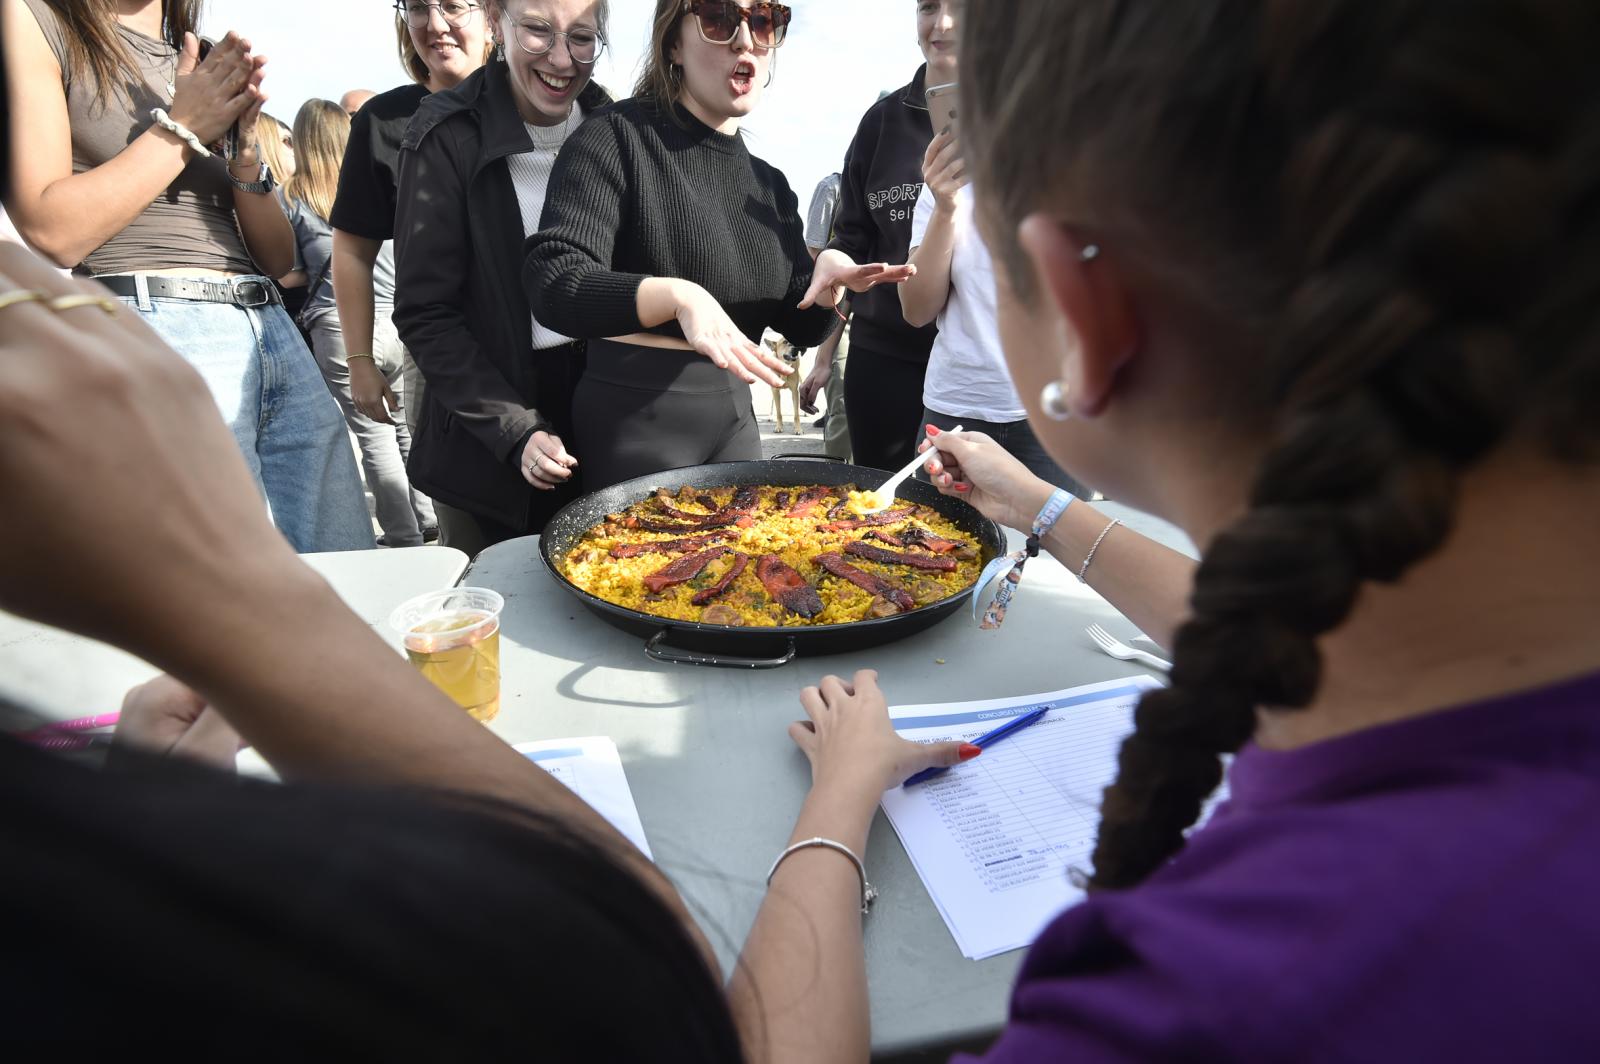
{"left": 1086, "top": 624, "right": 1172, "bottom": 672}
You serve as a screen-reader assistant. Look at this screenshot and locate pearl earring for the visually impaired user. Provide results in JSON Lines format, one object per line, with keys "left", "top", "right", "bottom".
{"left": 1080, "top": 243, "right": 1100, "bottom": 262}
{"left": 1040, "top": 380, "right": 1072, "bottom": 421}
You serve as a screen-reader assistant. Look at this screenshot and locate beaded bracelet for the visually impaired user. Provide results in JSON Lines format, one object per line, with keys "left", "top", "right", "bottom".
{"left": 149, "top": 109, "right": 211, "bottom": 158}
{"left": 973, "top": 488, "right": 1075, "bottom": 629}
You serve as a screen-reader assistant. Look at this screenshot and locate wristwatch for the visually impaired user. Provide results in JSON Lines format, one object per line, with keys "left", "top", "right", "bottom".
{"left": 226, "top": 159, "right": 277, "bottom": 195}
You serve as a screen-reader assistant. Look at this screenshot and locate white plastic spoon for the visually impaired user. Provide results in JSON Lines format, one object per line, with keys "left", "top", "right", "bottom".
{"left": 854, "top": 425, "right": 963, "bottom": 514}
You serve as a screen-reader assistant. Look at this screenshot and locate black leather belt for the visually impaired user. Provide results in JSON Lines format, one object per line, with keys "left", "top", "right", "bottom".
{"left": 96, "top": 275, "right": 281, "bottom": 308}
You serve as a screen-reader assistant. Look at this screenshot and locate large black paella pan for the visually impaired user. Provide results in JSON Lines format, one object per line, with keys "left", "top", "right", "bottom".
{"left": 538, "top": 457, "right": 1007, "bottom": 668}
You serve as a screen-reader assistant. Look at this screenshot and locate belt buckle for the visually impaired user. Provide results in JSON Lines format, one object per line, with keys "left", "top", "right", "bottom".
{"left": 230, "top": 278, "right": 271, "bottom": 308}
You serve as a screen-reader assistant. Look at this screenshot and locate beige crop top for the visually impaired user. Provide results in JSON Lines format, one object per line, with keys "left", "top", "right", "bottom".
{"left": 21, "top": 0, "right": 256, "bottom": 276}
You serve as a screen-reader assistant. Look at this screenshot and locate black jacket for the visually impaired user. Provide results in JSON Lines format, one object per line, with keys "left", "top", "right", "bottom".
{"left": 393, "top": 61, "right": 611, "bottom": 531}
{"left": 827, "top": 64, "right": 939, "bottom": 362}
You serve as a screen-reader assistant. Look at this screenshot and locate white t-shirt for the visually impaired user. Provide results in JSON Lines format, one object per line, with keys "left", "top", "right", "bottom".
{"left": 909, "top": 183, "right": 1026, "bottom": 423}
{"left": 507, "top": 106, "right": 583, "bottom": 352}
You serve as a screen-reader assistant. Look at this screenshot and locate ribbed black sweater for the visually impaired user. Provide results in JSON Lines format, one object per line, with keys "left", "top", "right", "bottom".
{"left": 523, "top": 97, "right": 836, "bottom": 350}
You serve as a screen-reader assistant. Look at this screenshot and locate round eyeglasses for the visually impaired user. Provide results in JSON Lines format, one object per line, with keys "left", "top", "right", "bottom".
{"left": 395, "top": 0, "right": 481, "bottom": 30}
{"left": 512, "top": 19, "right": 606, "bottom": 65}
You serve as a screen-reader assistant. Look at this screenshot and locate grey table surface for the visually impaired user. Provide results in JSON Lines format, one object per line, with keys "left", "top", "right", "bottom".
{"left": 0, "top": 546, "right": 469, "bottom": 722}
{"left": 463, "top": 504, "right": 1190, "bottom": 1057}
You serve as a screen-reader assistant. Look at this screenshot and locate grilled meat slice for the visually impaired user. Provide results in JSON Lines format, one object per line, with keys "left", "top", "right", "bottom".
{"left": 755, "top": 554, "right": 823, "bottom": 618}
{"left": 843, "top": 540, "right": 959, "bottom": 572}
{"left": 642, "top": 547, "right": 730, "bottom": 593}
{"left": 608, "top": 530, "right": 732, "bottom": 559}
{"left": 691, "top": 552, "right": 750, "bottom": 606}
{"left": 815, "top": 552, "right": 916, "bottom": 612}
{"left": 901, "top": 526, "right": 962, "bottom": 554}
{"left": 820, "top": 508, "right": 915, "bottom": 532}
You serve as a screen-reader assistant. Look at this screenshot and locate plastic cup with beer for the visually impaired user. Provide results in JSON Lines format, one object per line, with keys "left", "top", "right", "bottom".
{"left": 389, "top": 587, "right": 504, "bottom": 722}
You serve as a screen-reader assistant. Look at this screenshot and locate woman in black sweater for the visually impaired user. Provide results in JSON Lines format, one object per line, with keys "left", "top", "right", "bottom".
{"left": 525, "top": 0, "right": 893, "bottom": 490}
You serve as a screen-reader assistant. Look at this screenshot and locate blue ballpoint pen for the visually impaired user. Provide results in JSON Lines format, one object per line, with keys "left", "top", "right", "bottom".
{"left": 901, "top": 705, "right": 1052, "bottom": 787}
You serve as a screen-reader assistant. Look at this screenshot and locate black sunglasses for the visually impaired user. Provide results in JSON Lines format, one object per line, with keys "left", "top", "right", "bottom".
{"left": 686, "top": 2, "right": 791, "bottom": 49}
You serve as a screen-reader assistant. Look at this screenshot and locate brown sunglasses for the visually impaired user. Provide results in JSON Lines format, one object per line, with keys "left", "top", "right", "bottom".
{"left": 687, "top": 2, "right": 792, "bottom": 48}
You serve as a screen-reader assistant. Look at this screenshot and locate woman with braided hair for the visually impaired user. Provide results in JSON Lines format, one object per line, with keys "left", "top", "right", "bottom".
{"left": 729, "top": 0, "right": 1600, "bottom": 1058}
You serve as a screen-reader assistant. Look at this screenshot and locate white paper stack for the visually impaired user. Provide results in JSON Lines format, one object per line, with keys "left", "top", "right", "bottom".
{"left": 880, "top": 677, "right": 1162, "bottom": 960}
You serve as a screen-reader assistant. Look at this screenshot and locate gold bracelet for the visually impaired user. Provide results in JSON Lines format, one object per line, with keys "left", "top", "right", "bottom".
{"left": 346, "top": 353, "right": 375, "bottom": 362}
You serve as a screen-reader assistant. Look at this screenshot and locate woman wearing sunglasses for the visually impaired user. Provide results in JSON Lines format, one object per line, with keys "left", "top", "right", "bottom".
{"left": 524, "top": 0, "right": 901, "bottom": 491}
{"left": 391, "top": 0, "right": 612, "bottom": 555}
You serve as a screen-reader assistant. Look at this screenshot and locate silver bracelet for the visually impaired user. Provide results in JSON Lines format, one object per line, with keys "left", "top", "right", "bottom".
{"left": 766, "top": 837, "right": 877, "bottom": 915}
{"left": 149, "top": 108, "right": 211, "bottom": 158}
{"left": 1078, "top": 517, "right": 1123, "bottom": 582}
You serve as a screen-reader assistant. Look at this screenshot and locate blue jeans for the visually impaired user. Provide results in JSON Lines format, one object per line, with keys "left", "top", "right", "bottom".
{"left": 116, "top": 279, "right": 375, "bottom": 552}
{"left": 305, "top": 307, "right": 435, "bottom": 546}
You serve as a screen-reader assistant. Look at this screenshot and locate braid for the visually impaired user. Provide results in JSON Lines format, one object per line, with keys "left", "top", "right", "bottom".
{"left": 1081, "top": 0, "right": 1600, "bottom": 890}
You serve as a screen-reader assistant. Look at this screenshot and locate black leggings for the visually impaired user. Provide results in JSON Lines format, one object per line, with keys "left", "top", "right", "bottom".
{"left": 844, "top": 345, "right": 928, "bottom": 473}
{"left": 573, "top": 339, "right": 762, "bottom": 492}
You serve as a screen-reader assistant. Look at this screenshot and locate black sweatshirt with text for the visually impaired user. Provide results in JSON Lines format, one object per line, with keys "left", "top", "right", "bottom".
{"left": 826, "top": 64, "right": 940, "bottom": 362}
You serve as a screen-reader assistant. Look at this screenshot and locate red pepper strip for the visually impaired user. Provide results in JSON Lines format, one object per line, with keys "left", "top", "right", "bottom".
{"left": 608, "top": 530, "right": 732, "bottom": 559}
{"left": 755, "top": 554, "right": 824, "bottom": 618}
{"left": 843, "top": 540, "right": 958, "bottom": 572}
{"left": 819, "top": 508, "right": 915, "bottom": 532}
{"left": 642, "top": 547, "right": 730, "bottom": 593}
{"left": 815, "top": 552, "right": 915, "bottom": 612}
{"left": 691, "top": 552, "right": 750, "bottom": 606}
{"left": 785, "top": 486, "right": 832, "bottom": 519}
{"left": 863, "top": 530, "right": 906, "bottom": 548}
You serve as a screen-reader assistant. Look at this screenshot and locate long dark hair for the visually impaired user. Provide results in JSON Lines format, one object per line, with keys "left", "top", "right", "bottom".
{"left": 37, "top": 0, "right": 204, "bottom": 108}
{"left": 961, "top": 0, "right": 1600, "bottom": 889}
{"left": 0, "top": 727, "right": 744, "bottom": 1059}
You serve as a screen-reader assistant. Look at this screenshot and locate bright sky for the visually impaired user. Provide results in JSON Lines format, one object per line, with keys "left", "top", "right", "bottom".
{"left": 206, "top": 0, "right": 927, "bottom": 209}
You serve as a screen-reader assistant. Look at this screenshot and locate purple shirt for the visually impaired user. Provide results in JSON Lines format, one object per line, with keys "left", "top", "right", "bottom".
{"left": 963, "top": 670, "right": 1600, "bottom": 1062}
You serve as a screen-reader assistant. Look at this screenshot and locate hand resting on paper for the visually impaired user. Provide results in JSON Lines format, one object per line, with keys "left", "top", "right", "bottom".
{"left": 790, "top": 669, "right": 975, "bottom": 800}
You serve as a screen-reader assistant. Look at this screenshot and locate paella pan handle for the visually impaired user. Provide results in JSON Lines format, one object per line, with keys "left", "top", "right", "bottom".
{"left": 770, "top": 453, "right": 844, "bottom": 462}
{"left": 644, "top": 630, "right": 798, "bottom": 670}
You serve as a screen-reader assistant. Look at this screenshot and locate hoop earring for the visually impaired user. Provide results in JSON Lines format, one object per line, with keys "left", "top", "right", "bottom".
{"left": 1040, "top": 380, "right": 1072, "bottom": 421}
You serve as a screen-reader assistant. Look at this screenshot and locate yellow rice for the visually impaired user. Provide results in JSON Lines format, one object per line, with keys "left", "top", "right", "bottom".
{"left": 560, "top": 485, "right": 984, "bottom": 627}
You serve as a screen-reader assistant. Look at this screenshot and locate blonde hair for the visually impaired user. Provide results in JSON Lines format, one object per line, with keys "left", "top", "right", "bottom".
{"left": 284, "top": 100, "right": 349, "bottom": 222}
{"left": 254, "top": 114, "right": 292, "bottom": 181}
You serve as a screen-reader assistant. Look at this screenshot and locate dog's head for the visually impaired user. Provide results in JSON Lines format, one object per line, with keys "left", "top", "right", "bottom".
{"left": 765, "top": 336, "right": 803, "bottom": 366}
